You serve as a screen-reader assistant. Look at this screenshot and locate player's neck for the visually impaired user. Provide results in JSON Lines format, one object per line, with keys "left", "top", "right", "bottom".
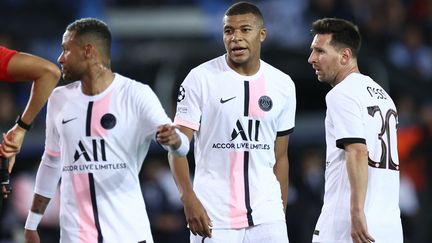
{"left": 226, "top": 57, "right": 260, "bottom": 76}
{"left": 235, "top": 65, "right": 259, "bottom": 76}
{"left": 333, "top": 65, "right": 359, "bottom": 87}
{"left": 81, "top": 64, "right": 115, "bottom": 96}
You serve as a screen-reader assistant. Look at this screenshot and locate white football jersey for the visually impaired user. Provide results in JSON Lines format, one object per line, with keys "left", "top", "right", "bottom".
{"left": 313, "top": 73, "right": 403, "bottom": 242}
{"left": 174, "top": 55, "right": 296, "bottom": 229}
{"left": 42, "top": 74, "right": 171, "bottom": 243}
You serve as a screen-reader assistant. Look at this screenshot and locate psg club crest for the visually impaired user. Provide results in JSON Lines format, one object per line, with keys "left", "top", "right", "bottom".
{"left": 177, "top": 85, "right": 185, "bottom": 102}
{"left": 101, "top": 113, "right": 116, "bottom": 129}
{"left": 258, "top": 95, "right": 272, "bottom": 112}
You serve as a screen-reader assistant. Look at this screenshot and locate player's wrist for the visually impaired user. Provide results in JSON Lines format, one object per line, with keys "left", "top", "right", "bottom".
{"left": 12, "top": 123, "right": 27, "bottom": 134}
{"left": 15, "top": 114, "right": 33, "bottom": 131}
{"left": 168, "top": 129, "right": 189, "bottom": 156}
{"left": 171, "top": 134, "right": 182, "bottom": 150}
{"left": 24, "top": 210, "right": 43, "bottom": 230}
{"left": 180, "top": 188, "right": 198, "bottom": 203}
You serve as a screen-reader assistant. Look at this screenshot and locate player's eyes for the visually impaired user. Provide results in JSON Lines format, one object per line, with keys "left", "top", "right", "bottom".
{"left": 224, "top": 29, "right": 233, "bottom": 34}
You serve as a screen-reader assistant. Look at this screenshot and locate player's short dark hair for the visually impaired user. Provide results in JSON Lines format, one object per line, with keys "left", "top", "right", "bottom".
{"left": 66, "top": 18, "right": 112, "bottom": 57}
{"left": 225, "top": 1, "right": 264, "bottom": 26}
{"left": 311, "top": 18, "right": 361, "bottom": 57}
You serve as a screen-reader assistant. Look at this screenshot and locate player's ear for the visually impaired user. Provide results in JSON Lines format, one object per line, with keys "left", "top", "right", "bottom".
{"left": 84, "top": 44, "right": 95, "bottom": 59}
{"left": 260, "top": 27, "right": 266, "bottom": 42}
{"left": 340, "top": 48, "right": 352, "bottom": 65}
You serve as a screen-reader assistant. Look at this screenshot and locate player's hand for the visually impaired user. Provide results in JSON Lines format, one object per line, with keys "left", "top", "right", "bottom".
{"left": 0, "top": 124, "right": 26, "bottom": 158}
{"left": 156, "top": 124, "right": 181, "bottom": 149}
{"left": 24, "top": 229, "right": 40, "bottom": 243}
{"left": 351, "top": 210, "right": 375, "bottom": 243}
{"left": 183, "top": 192, "right": 212, "bottom": 238}
{"left": 6, "top": 156, "right": 15, "bottom": 174}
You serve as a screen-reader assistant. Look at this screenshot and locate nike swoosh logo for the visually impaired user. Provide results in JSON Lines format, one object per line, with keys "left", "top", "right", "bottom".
{"left": 62, "top": 117, "right": 77, "bottom": 124}
{"left": 220, "top": 96, "right": 236, "bottom": 103}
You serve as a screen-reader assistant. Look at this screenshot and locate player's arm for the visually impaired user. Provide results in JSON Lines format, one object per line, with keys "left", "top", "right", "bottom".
{"left": 7, "top": 51, "right": 60, "bottom": 125}
{"left": 345, "top": 142, "right": 375, "bottom": 243}
{"left": 24, "top": 158, "right": 62, "bottom": 242}
{"left": 274, "top": 134, "right": 289, "bottom": 213}
{"left": 1, "top": 52, "right": 60, "bottom": 170}
{"left": 156, "top": 124, "right": 189, "bottom": 156}
{"left": 168, "top": 125, "right": 212, "bottom": 238}
{"left": 24, "top": 193, "right": 50, "bottom": 243}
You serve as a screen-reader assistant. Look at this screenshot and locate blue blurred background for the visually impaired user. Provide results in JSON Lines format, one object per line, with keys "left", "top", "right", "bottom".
{"left": 1, "top": 0, "right": 432, "bottom": 242}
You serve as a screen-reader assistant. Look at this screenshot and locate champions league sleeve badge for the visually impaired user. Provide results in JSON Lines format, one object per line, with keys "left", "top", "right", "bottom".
{"left": 177, "top": 85, "right": 185, "bottom": 102}
{"left": 258, "top": 95, "right": 273, "bottom": 112}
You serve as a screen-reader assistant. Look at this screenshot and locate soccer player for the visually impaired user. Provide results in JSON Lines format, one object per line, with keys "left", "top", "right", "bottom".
{"left": 0, "top": 45, "right": 60, "bottom": 171}
{"left": 23, "top": 18, "right": 189, "bottom": 243}
{"left": 308, "top": 18, "right": 403, "bottom": 243}
{"left": 170, "top": 2, "right": 296, "bottom": 242}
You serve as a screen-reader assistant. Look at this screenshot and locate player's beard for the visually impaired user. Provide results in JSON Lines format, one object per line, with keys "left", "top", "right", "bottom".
{"left": 61, "top": 68, "right": 83, "bottom": 83}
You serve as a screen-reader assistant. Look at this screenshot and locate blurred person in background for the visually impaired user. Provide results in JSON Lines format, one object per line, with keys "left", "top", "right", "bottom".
{"left": 0, "top": 86, "right": 18, "bottom": 128}
{"left": 402, "top": 100, "right": 432, "bottom": 243}
{"left": 12, "top": 163, "right": 61, "bottom": 242}
{"left": 141, "top": 155, "right": 189, "bottom": 243}
{"left": 387, "top": 23, "right": 432, "bottom": 81}
{"left": 286, "top": 147, "right": 324, "bottom": 243}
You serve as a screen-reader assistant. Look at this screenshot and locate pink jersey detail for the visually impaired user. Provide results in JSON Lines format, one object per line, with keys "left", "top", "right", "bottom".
{"left": 71, "top": 173, "right": 98, "bottom": 243}
{"left": 91, "top": 92, "right": 112, "bottom": 137}
{"left": 45, "top": 146, "right": 61, "bottom": 157}
{"left": 229, "top": 151, "right": 248, "bottom": 228}
{"left": 248, "top": 74, "right": 265, "bottom": 118}
{"left": 174, "top": 118, "right": 200, "bottom": 131}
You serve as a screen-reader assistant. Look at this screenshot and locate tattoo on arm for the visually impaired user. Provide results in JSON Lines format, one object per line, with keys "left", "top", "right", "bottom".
{"left": 31, "top": 194, "right": 51, "bottom": 214}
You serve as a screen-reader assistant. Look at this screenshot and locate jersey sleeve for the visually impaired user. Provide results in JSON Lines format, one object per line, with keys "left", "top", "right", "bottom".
{"left": 326, "top": 89, "right": 366, "bottom": 149}
{"left": 0, "top": 46, "right": 18, "bottom": 81}
{"left": 277, "top": 78, "right": 296, "bottom": 136}
{"left": 36, "top": 91, "right": 62, "bottom": 198}
{"left": 133, "top": 83, "right": 172, "bottom": 139}
{"left": 42, "top": 89, "right": 62, "bottom": 167}
{"left": 174, "top": 69, "right": 203, "bottom": 131}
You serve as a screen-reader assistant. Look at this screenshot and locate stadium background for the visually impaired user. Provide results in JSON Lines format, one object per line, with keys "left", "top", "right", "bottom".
{"left": 1, "top": 0, "right": 431, "bottom": 242}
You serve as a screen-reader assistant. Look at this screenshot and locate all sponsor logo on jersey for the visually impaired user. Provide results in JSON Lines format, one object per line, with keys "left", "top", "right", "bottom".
{"left": 212, "top": 142, "right": 270, "bottom": 150}
{"left": 231, "top": 119, "right": 259, "bottom": 141}
{"left": 73, "top": 139, "right": 107, "bottom": 162}
{"left": 63, "top": 138, "right": 127, "bottom": 172}
{"left": 63, "top": 162, "right": 126, "bottom": 172}
{"left": 212, "top": 118, "right": 270, "bottom": 150}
